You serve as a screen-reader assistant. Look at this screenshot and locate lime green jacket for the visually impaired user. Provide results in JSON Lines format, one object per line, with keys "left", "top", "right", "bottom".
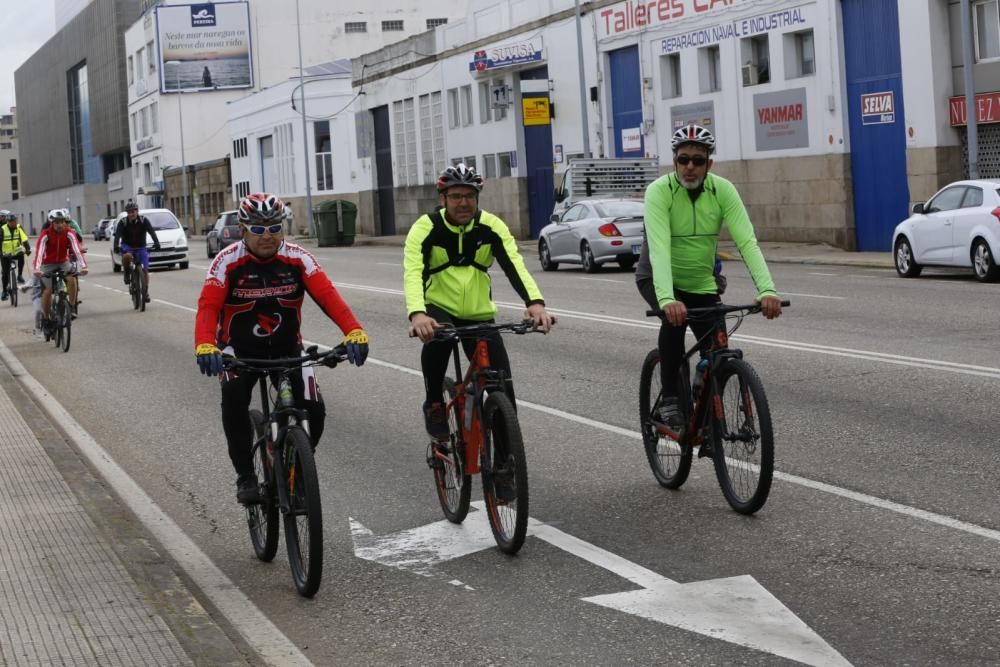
{"left": 1, "top": 223, "right": 29, "bottom": 256}
{"left": 403, "top": 208, "right": 544, "bottom": 321}
{"left": 645, "top": 172, "right": 777, "bottom": 307}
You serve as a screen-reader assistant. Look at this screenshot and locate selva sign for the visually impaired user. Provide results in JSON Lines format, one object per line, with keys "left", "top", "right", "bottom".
{"left": 861, "top": 91, "right": 895, "bottom": 125}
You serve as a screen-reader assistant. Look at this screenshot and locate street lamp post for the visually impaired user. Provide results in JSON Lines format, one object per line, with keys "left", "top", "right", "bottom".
{"left": 165, "top": 61, "right": 191, "bottom": 229}
{"left": 295, "top": 0, "right": 316, "bottom": 238}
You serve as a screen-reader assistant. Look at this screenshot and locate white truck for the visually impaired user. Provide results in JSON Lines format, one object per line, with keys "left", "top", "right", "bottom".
{"left": 552, "top": 157, "right": 660, "bottom": 219}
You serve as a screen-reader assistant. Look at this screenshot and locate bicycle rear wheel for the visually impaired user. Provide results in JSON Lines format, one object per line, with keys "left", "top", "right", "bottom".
{"left": 282, "top": 426, "right": 323, "bottom": 597}
{"left": 639, "top": 348, "right": 692, "bottom": 488}
{"left": 481, "top": 392, "right": 528, "bottom": 555}
{"left": 246, "top": 409, "right": 279, "bottom": 562}
{"left": 59, "top": 296, "right": 71, "bottom": 352}
{"left": 8, "top": 269, "right": 17, "bottom": 308}
{"left": 432, "top": 378, "right": 471, "bottom": 523}
{"left": 711, "top": 359, "right": 774, "bottom": 515}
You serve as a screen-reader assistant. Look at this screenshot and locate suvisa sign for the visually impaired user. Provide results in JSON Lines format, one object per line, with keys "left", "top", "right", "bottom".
{"left": 598, "top": 0, "right": 751, "bottom": 38}
{"left": 469, "top": 39, "right": 542, "bottom": 72}
{"left": 949, "top": 92, "right": 1000, "bottom": 126}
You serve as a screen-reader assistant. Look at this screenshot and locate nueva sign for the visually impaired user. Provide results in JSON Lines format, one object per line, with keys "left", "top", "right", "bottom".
{"left": 599, "top": 0, "right": 751, "bottom": 37}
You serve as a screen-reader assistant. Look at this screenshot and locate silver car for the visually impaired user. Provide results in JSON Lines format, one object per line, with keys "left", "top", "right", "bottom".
{"left": 538, "top": 198, "right": 645, "bottom": 272}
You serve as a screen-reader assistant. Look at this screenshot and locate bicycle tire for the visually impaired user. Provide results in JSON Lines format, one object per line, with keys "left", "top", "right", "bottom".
{"left": 130, "top": 270, "right": 140, "bottom": 310}
{"left": 53, "top": 295, "right": 63, "bottom": 349}
{"left": 710, "top": 358, "right": 774, "bottom": 515}
{"left": 139, "top": 270, "right": 148, "bottom": 313}
{"left": 282, "top": 427, "right": 323, "bottom": 597}
{"left": 481, "top": 392, "right": 529, "bottom": 555}
{"left": 432, "top": 378, "right": 471, "bottom": 523}
{"left": 8, "top": 269, "right": 17, "bottom": 308}
{"left": 639, "top": 348, "right": 692, "bottom": 489}
{"left": 60, "top": 295, "right": 71, "bottom": 353}
{"left": 247, "top": 409, "right": 279, "bottom": 562}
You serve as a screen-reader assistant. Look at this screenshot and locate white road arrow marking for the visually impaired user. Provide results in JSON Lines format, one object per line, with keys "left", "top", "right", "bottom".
{"left": 350, "top": 505, "right": 851, "bottom": 666}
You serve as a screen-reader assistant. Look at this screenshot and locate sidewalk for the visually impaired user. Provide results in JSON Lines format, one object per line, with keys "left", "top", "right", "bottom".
{"left": 0, "top": 350, "right": 247, "bottom": 666}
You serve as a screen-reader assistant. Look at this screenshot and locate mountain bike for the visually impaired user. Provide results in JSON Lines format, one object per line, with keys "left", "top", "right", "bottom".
{"left": 126, "top": 263, "right": 148, "bottom": 312}
{"left": 424, "top": 321, "right": 538, "bottom": 554}
{"left": 639, "top": 301, "right": 789, "bottom": 515}
{"left": 222, "top": 345, "right": 347, "bottom": 598}
{"left": 43, "top": 268, "right": 74, "bottom": 353}
{"left": 3, "top": 247, "right": 22, "bottom": 307}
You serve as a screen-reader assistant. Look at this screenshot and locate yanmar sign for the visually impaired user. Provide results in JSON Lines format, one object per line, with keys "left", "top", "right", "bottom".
{"left": 598, "top": 0, "right": 751, "bottom": 38}
{"left": 753, "top": 88, "right": 809, "bottom": 151}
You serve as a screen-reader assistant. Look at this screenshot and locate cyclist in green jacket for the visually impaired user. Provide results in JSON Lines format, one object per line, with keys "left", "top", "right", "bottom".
{"left": 646, "top": 124, "right": 782, "bottom": 429}
{"left": 404, "top": 163, "right": 556, "bottom": 439}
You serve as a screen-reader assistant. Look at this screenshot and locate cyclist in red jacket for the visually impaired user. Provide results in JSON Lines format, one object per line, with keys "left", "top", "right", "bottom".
{"left": 33, "top": 209, "right": 88, "bottom": 330}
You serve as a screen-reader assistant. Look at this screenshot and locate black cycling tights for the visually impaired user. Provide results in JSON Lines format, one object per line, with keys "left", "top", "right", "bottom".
{"left": 220, "top": 368, "right": 325, "bottom": 478}
{"left": 421, "top": 304, "right": 515, "bottom": 407}
{"left": 658, "top": 290, "right": 722, "bottom": 400}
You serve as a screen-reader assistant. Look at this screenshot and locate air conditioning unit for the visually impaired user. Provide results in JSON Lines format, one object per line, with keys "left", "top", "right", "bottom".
{"left": 742, "top": 63, "right": 759, "bottom": 87}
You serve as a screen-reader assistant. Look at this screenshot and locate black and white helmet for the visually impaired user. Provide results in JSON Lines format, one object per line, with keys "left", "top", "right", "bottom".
{"left": 47, "top": 209, "right": 68, "bottom": 222}
{"left": 436, "top": 163, "right": 484, "bottom": 193}
{"left": 671, "top": 124, "right": 716, "bottom": 154}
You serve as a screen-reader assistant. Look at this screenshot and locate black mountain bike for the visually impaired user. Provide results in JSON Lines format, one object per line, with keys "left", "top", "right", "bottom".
{"left": 43, "top": 268, "right": 73, "bottom": 353}
{"left": 639, "top": 301, "right": 789, "bottom": 514}
{"left": 3, "top": 248, "right": 22, "bottom": 307}
{"left": 126, "top": 263, "right": 148, "bottom": 312}
{"left": 222, "top": 345, "right": 347, "bottom": 598}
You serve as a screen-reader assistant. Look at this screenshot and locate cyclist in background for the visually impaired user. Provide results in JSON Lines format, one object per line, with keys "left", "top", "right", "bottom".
{"left": 194, "top": 193, "right": 370, "bottom": 504}
{"left": 113, "top": 201, "right": 160, "bottom": 303}
{"left": 33, "top": 210, "right": 88, "bottom": 331}
{"left": 404, "top": 163, "right": 556, "bottom": 441}
{"left": 645, "top": 124, "right": 781, "bottom": 430}
{"left": 1, "top": 211, "right": 31, "bottom": 300}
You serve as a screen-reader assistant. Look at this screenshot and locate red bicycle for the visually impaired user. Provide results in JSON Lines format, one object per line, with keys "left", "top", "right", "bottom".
{"left": 425, "top": 321, "right": 537, "bottom": 554}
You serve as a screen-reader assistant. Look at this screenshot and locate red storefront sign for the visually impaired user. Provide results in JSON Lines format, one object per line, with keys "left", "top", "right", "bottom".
{"left": 949, "top": 92, "right": 1000, "bottom": 126}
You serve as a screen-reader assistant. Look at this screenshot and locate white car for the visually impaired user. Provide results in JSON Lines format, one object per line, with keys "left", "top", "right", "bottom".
{"left": 111, "top": 208, "right": 189, "bottom": 272}
{"left": 537, "top": 197, "right": 645, "bottom": 273}
{"left": 893, "top": 180, "right": 1000, "bottom": 282}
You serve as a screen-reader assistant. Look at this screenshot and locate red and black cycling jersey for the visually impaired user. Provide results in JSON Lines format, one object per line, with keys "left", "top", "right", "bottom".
{"left": 194, "top": 241, "right": 361, "bottom": 356}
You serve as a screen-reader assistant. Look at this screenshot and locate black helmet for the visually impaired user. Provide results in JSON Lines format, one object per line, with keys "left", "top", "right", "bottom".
{"left": 436, "top": 163, "right": 484, "bottom": 193}
{"left": 125, "top": 200, "right": 138, "bottom": 211}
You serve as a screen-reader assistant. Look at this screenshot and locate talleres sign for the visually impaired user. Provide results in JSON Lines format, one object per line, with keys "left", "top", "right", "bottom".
{"left": 598, "top": 0, "right": 752, "bottom": 38}
{"left": 156, "top": 1, "right": 253, "bottom": 93}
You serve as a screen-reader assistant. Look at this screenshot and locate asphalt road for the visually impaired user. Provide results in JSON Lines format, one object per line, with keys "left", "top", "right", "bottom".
{"left": 1, "top": 241, "right": 997, "bottom": 666}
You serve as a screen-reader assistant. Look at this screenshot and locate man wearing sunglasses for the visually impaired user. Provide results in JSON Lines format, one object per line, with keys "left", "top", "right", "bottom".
{"left": 193, "top": 192, "right": 370, "bottom": 504}
{"left": 645, "top": 124, "right": 782, "bottom": 432}
{"left": 405, "top": 163, "right": 556, "bottom": 445}
{"left": 113, "top": 202, "right": 161, "bottom": 303}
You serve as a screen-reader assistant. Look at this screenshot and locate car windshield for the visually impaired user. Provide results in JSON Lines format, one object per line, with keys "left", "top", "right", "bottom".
{"left": 145, "top": 212, "right": 181, "bottom": 231}
{"left": 221, "top": 212, "right": 239, "bottom": 226}
{"left": 595, "top": 200, "right": 644, "bottom": 218}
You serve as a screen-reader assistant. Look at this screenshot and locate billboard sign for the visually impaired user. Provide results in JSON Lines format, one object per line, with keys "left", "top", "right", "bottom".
{"left": 948, "top": 91, "right": 1000, "bottom": 126}
{"left": 156, "top": 1, "right": 253, "bottom": 93}
{"left": 670, "top": 100, "right": 716, "bottom": 132}
{"left": 469, "top": 38, "right": 543, "bottom": 73}
{"left": 753, "top": 88, "right": 809, "bottom": 151}
{"left": 861, "top": 91, "right": 895, "bottom": 125}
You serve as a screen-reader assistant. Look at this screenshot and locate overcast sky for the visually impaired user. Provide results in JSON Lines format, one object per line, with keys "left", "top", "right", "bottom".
{"left": 0, "top": 3, "right": 57, "bottom": 112}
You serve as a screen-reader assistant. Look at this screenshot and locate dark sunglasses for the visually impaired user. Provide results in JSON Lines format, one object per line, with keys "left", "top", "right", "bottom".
{"left": 675, "top": 155, "right": 708, "bottom": 166}
{"left": 243, "top": 223, "right": 284, "bottom": 235}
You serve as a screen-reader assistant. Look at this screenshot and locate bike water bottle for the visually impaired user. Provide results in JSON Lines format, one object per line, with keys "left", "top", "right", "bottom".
{"left": 692, "top": 357, "right": 709, "bottom": 397}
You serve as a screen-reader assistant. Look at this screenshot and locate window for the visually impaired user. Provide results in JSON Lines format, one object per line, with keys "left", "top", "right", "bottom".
{"left": 10, "top": 159, "right": 16, "bottom": 174}
{"left": 447, "top": 88, "right": 459, "bottom": 129}
{"left": 427, "top": 18, "right": 447, "bottom": 29}
{"left": 482, "top": 153, "right": 497, "bottom": 179}
{"left": 128, "top": 56, "right": 134, "bottom": 85}
{"left": 345, "top": 21, "right": 366, "bottom": 33}
{"left": 382, "top": 20, "right": 404, "bottom": 31}
{"left": 976, "top": 0, "right": 1000, "bottom": 60}
{"left": 150, "top": 102, "right": 158, "bottom": 133}
{"left": 314, "top": 120, "right": 333, "bottom": 191}
{"left": 147, "top": 42, "right": 156, "bottom": 72}
{"left": 461, "top": 85, "right": 473, "bottom": 126}
{"left": 964, "top": 187, "right": 984, "bottom": 207}
{"left": 493, "top": 79, "right": 508, "bottom": 120}
{"left": 233, "top": 137, "right": 248, "bottom": 158}
{"left": 153, "top": 156, "right": 160, "bottom": 178}
{"left": 131, "top": 112, "right": 137, "bottom": 139}
{"left": 660, "top": 53, "right": 681, "bottom": 98}
{"left": 236, "top": 180, "right": 250, "bottom": 199}
{"left": 140, "top": 106, "right": 148, "bottom": 136}
{"left": 784, "top": 30, "right": 815, "bottom": 78}
{"left": 419, "top": 91, "right": 445, "bottom": 183}
{"left": 740, "top": 34, "right": 770, "bottom": 86}
{"left": 393, "top": 98, "right": 418, "bottom": 186}
{"left": 698, "top": 45, "right": 721, "bottom": 93}
{"left": 143, "top": 162, "right": 152, "bottom": 187}
{"left": 498, "top": 152, "right": 513, "bottom": 177}
{"left": 927, "top": 187, "right": 967, "bottom": 212}
{"left": 136, "top": 50, "right": 144, "bottom": 81}
{"left": 479, "top": 81, "right": 493, "bottom": 123}
{"left": 463, "top": 155, "right": 476, "bottom": 170}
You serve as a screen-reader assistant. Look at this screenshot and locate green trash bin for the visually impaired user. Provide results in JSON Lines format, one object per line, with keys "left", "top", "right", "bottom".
{"left": 313, "top": 200, "right": 358, "bottom": 247}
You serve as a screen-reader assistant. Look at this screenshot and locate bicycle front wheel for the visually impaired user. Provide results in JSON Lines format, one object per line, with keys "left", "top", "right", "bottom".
{"left": 282, "top": 427, "right": 323, "bottom": 597}
{"left": 432, "top": 378, "right": 471, "bottom": 523}
{"left": 59, "top": 296, "right": 71, "bottom": 352}
{"left": 52, "top": 298, "right": 63, "bottom": 349}
{"left": 711, "top": 359, "right": 774, "bottom": 515}
{"left": 130, "top": 272, "right": 140, "bottom": 310}
{"left": 139, "top": 270, "right": 148, "bottom": 312}
{"left": 8, "top": 271, "right": 17, "bottom": 308}
{"left": 481, "top": 392, "right": 528, "bottom": 555}
{"left": 639, "top": 348, "right": 692, "bottom": 488}
{"left": 247, "top": 409, "right": 279, "bottom": 562}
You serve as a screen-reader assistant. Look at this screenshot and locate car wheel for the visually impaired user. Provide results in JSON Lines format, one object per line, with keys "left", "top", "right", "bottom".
{"left": 581, "top": 241, "right": 600, "bottom": 273}
{"left": 112, "top": 257, "right": 121, "bottom": 272}
{"left": 894, "top": 237, "right": 921, "bottom": 278}
{"left": 539, "top": 240, "right": 558, "bottom": 271}
{"left": 972, "top": 239, "right": 1000, "bottom": 282}
{"left": 207, "top": 241, "right": 215, "bottom": 258}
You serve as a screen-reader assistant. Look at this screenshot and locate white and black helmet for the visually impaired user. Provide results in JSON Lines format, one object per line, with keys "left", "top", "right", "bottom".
{"left": 47, "top": 209, "right": 68, "bottom": 222}
{"left": 436, "top": 163, "right": 484, "bottom": 193}
{"left": 671, "top": 124, "right": 716, "bottom": 154}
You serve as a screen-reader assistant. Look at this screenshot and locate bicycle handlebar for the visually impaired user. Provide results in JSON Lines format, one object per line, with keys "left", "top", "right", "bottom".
{"left": 222, "top": 344, "right": 349, "bottom": 372}
{"left": 429, "top": 319, "right": 540, "bottom": 342}
{"left": 645, "top": 300, "right": 791, "bottom": 319}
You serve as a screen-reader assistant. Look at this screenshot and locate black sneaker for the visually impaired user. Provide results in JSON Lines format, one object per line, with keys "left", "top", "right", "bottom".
{"left": 491, "top": 464, "right": 517, "bottom": 502}
{"left": 1, "top": 290, "right": 7, "bottom": 301}
{"left": 16, "top": 275, "right": 25, "bottom": 285}
{"left": 144, "top": 294, "right": 151, "bottom": 303}
{"left": 236, "top": 473, "right": 260, "bottom": 504}
{"left": 658, "top": 397, "right": 684, "bottom": 432}
{"left": 423, "top": 400, "right": 449, "bottom": 441}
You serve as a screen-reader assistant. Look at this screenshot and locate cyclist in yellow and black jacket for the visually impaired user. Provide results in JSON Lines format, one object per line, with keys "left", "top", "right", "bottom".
{"left": 404, "top": 163, "right": 556, "bottom": 439}
{"left": 1, "top": 211, "right": 30, "bottom": 300}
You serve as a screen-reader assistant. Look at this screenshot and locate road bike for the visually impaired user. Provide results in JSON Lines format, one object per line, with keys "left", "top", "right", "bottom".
{"left": 425, "top": 321, "right": 538, "bottom": 554}
{"left": 223, "top": 345, "right": 347, "bottom": 598}
{"left": 3, "top": 247, "right": 23, "bottom": 308}
{"left": 125, "top": 262, "right": 148, "bottom": 312}
{"left": 639, "top": 301, "right": 789, "bottom": 514}
{"left": 42, "top": 268, "right": 74, "bottom": 353}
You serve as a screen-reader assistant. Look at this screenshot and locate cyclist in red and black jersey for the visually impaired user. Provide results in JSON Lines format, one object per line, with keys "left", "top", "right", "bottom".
{"left": 194, "top": 193, "right": 370, "bottom": 503}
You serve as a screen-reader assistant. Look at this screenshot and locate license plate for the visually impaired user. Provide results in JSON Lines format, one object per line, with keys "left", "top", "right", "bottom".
{"left": 632, "top": 244, "right": 642, "bottom": 255}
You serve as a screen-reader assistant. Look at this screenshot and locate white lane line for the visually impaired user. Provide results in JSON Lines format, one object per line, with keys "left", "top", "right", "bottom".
{"left": 778, "top": 292, "right": 846, "bottom": 300}
{"left": 807, "top": 272, "right": 837, "bottom": 276}
{"left": 0, "top": 342, "right": 312, "bottom": 666}
{"left": 377, "top": 262, "right": 399, "bottom": 267}
{"left": 579, "top": 277, "right": 625, "bottom": 284}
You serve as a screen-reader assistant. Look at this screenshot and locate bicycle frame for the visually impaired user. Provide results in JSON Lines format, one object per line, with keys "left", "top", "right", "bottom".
{"left": 445, "top": 337, "right": 508, "bottom": 475}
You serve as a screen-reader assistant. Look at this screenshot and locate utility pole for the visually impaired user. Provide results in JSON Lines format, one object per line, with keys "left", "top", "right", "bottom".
{"left": 575, "top": 0, "right": 591, "bottom": 157}
{"left": 960, "top": 0, "right": 979, "bottom": 178}
{"left": 296, "top": 0, "right": 316, "bottom": 237}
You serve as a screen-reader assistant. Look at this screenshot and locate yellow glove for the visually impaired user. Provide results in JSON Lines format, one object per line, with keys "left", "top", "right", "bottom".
{"left": 195, "top": 343, "right": 223, "bottom": 376}
{"left": 343, "top": 328, "right": 369, "bottom": 366}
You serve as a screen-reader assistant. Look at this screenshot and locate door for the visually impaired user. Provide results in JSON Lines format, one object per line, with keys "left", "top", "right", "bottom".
{"left": 842, "top": 0, "right": 910, "bottom": 251}
{"left": 550, "top": 203, "right": 585, "bottom": 258}
{"left": 949, "top": 185, "right": 985, "bottom": 265}
{"left": 607, "top": 45, "right": 643, "bottom": 158}
{"left": 520, "top": 67, "right": 554, "bottom": 239}
{"left": 259, "top": 135, "right": 275, "bottom": 192}
{"left": 915, "top": 186, "right": 965, "bottom": 263}
{"left": 371, "top": 106, "right": 396, "bottom": 236}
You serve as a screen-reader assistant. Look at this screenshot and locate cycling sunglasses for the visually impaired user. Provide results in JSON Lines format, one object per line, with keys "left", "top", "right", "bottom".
{"left": 243, "top": 222, "right": 284, "bottom": 235}
{"left": 675, "top": 155, "right": 708, "bottom": 166}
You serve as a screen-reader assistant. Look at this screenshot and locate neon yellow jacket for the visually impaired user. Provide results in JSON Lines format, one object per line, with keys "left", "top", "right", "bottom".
{"left": 0, "top": 223, "right": 29, "bottom": 256}
{"left": 645, "top": 172, "right": 777, "bottom": 307}
{"left": 403, "top": 208, "right": 544, "bottom": 320}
